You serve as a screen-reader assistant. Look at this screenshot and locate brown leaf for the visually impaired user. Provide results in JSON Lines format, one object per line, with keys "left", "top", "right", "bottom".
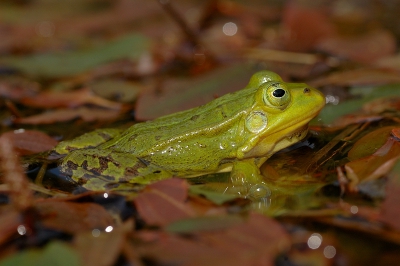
{"left": 0, "top": 135, "right": 33, "bottom": 211}
{"left": 74, "top": 219, "right": 133, "bottom": 266}
{"left": 380, "top": 169, "right": 400, "bottom": 231}
{"left": 19, "top": 88, "right": 123, "bottom": 110}
{"left": 0, "top": 130, "right": 58, "bottom": 155}
{"left": 317, "top": 30, "right": 396, "bottom": 63}
{"left": 133, "top": 178, "right": 195, "bottom": 226}
{"left": 35, "top": 200, "right": 114, "bottom": 234}
{"left": 281, "top": 2, "right": 335, "bottom": 51}
{"left": 14, "top": 107, "right": 123, "bottom": 124}
{"left": 132, "top": 213, "right": 290, "bottom": 266}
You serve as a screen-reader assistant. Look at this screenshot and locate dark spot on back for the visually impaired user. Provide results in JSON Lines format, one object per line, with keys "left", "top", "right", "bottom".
{"left": 125, "top": 158, "right": 147, "bottom": 176}
{"left": 66, "top": 160, "right": 78, "bottom": 170}
{"left": 98, "top": 132, "right": 114, "bottom": 141}
{"left": 191, "top": 115, "right": 200, "bottom": 121}
{"left": 128, "top": 134, "right": 138, "bottom": 141}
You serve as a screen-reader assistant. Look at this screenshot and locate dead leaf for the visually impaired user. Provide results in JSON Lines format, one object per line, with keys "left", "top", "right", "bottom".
{"left": 20, "top": 88, "right": 123, "bottom": 110}
{"left": 35, "top": 200, "right": 115, "bottom": 234}
{"left": 13, "top": 107, "right": 124, "bottom": 124}
{"left": 0, "top": 130, "right": 58, "bottom": 155}
{"left": 0, "top": 135, "right": 33, "bottom": 211}
{"left": 133, "top": 178, "right": 196, "bottom": 226}
{"left": 132, "top": 212, "right": 290, "bottom": 266}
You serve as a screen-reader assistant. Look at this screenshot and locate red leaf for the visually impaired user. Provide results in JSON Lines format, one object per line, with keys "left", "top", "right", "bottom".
{"left": 133, "top": 178, "right": 195, "bottom": 226}
{"left": 1, "top": 130, "right": 58, "bottom": 155}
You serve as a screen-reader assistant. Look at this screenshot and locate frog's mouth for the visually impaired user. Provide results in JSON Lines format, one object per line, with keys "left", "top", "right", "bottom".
{"left": 285, "top": 124, "right": 309, "bottom": 140}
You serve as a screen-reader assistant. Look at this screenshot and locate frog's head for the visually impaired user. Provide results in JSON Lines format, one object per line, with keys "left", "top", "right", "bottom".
{"left": 241, "top": 71, "right": 325, "bottom": 158}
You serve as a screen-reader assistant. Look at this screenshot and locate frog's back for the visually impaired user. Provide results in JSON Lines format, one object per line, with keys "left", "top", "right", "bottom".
{"left": 101, "top": 87, "right": 257, "bottom": 156}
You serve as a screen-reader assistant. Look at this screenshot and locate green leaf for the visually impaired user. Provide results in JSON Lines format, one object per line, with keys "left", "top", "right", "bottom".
{"left": 166, "top": 215, "right": 244, "bottom": 233}
{"left": 0, "top": 241, "right": 80, "bottom": 266}
{"left": 0, "top": 33, "right": 149, "bottom": 78}
{"left": 189, "top": 185, "right": 238, "bottom": 205}
{"left": 318, "top": 84, "right": 400, "bottom": 124}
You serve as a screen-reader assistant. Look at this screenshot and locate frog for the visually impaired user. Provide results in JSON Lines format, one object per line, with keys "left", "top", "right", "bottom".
{"left": 54, "top": 70, "right": 325, "bottom": 198}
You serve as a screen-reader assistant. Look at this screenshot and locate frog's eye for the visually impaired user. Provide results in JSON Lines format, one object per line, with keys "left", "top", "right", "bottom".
{"left": 263, "top": 83, "right": 291, "bottom": 109}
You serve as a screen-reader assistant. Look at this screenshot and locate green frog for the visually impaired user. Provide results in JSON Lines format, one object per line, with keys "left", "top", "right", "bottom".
{"left": 54, "top": 71, "right": 325, "bottom": 197}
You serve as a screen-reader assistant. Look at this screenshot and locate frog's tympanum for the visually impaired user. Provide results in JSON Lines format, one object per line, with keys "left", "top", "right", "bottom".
{"left": 54, "top": 71, "right": 325, "bottom": 198}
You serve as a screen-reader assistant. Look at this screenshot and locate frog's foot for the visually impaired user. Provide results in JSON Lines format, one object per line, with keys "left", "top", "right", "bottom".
{"left": 227, "top": 159, "right": 272, "bottom": 200}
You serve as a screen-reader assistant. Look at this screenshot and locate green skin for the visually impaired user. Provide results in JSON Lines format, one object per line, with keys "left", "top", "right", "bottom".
{"left": 55, "top": 71, "right": 325, "bottom": 194}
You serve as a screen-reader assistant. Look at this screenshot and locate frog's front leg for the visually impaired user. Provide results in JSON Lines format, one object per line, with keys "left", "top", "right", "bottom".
{"left": 229, "top": 159, "right": 271, "bottom": 200}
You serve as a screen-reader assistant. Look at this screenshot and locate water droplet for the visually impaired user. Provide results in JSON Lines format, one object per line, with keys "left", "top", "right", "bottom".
{"left": 307, "top": 233, "right": 322, "bottom": 249}
{"left": 248, "top": 184, "right": 271, "bottom": 199}
{"left": 92, "top": 229, "right": 100, "bottom": 237}
{"left": 17, "top": 225, "right": 26, "bottom": 235}
{"left": 323, "top": 245, "right": 336, "bottom": 259}
{"left": 222, "top": 22, "right": 238, "bottom": 36}
{"left": 105, "top": 226, "right": 113, "bottom": 233}
{"left": 350, "top": 205, "right": 358, "bottom": 214}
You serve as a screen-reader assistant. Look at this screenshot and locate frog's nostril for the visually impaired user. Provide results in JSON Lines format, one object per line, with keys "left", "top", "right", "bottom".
{"left": 303, "top": 88, "right": 311, "bottom": 94}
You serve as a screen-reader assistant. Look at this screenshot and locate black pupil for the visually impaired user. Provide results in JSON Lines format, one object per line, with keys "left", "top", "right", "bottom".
{"left": 273, "top": 89, "right": 285, "bottom": 98}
